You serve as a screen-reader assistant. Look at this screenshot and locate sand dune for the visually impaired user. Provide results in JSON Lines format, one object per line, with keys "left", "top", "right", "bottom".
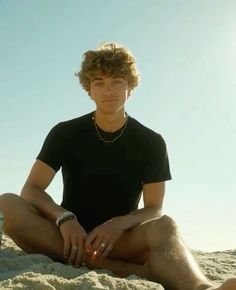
{"left": 0, "top": 234, "right": 235, "bottom": 290}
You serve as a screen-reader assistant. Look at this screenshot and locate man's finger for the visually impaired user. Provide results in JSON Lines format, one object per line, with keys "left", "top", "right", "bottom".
{"left": 68, "top": 241, "right": 78, "bottom": 264}
{"left": 85, "top": 231, "right": 96, "bottom": 248}
{"left": 81, "top": 248, "right": 87, "bottom": 267}
{"left": 75, "top": 241, "right": 84, "bottom": 266}
{"left": 94, "top": 240, "right": 107, "bottom": 257}
{"left": 101, "top": 244, "right": 113, "bottom": 258}
{"left": 63, "top": 239, "right": 70, "bottom": 259}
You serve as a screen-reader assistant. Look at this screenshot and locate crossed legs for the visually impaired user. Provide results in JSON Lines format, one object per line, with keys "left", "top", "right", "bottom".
{"left": 0, "top": 193, "right": 235, "bottom": 290}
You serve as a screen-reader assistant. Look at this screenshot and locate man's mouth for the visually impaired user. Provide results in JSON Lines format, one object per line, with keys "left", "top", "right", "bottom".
{"left": 102, "top": 99, "right": 118, "bottom": 103}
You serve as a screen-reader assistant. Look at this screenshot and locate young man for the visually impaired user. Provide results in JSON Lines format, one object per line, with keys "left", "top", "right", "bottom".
{"left": 0, "top": 43, "right": 235, "bottom": 290}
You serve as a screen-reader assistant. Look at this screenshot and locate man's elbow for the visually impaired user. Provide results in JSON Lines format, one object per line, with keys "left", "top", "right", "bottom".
{"left": 20, "top": 183, "right": 36, "bottom": 201}
{"left": 152, "top": 205, "right": 163, "bottom": 218}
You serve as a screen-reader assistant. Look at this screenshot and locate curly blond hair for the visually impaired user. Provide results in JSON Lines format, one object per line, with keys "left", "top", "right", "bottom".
{"left": 75, "top": 43, "right": 140, "bottom": 95}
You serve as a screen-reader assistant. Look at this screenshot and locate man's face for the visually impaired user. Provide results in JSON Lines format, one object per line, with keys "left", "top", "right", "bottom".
{"left": 89, "top": 74, "right": 130, "bottom": 114}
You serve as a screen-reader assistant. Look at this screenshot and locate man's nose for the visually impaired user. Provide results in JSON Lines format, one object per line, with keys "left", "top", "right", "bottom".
{"left": 104, "top": 84, "right": 114, "bottom": 95}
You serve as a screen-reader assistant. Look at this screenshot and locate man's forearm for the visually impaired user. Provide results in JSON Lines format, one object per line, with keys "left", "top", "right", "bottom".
{"left": 120, "top": 206, "right": 162, "bottom": 231}
{"left": 21, "top": 184, "right": 66, "bottom": 221}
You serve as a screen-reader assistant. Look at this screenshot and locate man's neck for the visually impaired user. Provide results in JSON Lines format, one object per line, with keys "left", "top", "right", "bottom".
{"left": 94, "top": 109, "right": 127, "bottom": 133}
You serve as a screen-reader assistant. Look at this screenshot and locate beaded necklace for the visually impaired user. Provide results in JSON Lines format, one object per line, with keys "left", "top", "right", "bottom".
{"left": 92, "top": 113, "right": 129, "bottom": 143}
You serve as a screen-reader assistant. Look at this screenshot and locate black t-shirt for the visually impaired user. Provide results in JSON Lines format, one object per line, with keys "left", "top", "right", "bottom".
{"left": 37, "top": 111, "right": 171, "bottom": 231}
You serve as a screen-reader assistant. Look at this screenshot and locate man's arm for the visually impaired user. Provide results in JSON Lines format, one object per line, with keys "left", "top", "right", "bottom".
{"left": 21, "top": 160, "right": 67, "bottom": 221}
{"left": 21, "top": 159, "right": 88, "bottom": 266}
{"left": 85, "top": 181, "right": 165, "bottom": 257}
{"left": 119, "top": 181, "right": 165, "bottom": 229}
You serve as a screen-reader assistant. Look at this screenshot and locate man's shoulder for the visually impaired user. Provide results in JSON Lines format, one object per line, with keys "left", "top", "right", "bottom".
{"left": 46, "top": 112, "right": 93, "bottom": 142}
{"left": 52, "top": 111, "right": 93, "bottom": 132}
{"left": 129, "top": 116, "right": 163, "bottom": 142}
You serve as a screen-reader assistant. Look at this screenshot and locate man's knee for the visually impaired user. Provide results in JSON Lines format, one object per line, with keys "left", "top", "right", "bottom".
{"left": 147, "top": 215, "right": 178, "bottom": 247}
{"left": 0, "top": 192, "right": 20, "bottom": 208}
{"left": 0, "top": 193, "right": 20, "bottom": 230}
{"left": 158, "top": 214, "right": 177, "bottom": 234}
{"left": 0, "top": 193, "right": 36, "bottom": 233}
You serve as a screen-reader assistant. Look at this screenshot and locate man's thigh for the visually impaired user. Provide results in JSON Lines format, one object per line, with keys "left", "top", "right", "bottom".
{"left": 110, "top": 219, "right": 155, "bottom": 264}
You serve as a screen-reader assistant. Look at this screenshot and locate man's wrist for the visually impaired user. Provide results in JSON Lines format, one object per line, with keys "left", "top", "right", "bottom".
{"left": 116, "top": 214, "right": 138, "bottom": 231}
{"left": 56, "top": 211, "right": 77, "bottom": 227}
{"left": 58, "top": 215, "right": 77, "bottom": 227}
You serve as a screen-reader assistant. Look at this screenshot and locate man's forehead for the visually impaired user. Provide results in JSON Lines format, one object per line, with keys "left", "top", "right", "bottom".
{"left": 91, "top": 74, "right": 125, "bottom": 81}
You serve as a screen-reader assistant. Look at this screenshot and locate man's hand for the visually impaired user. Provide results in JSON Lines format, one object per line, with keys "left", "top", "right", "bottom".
{"left": 59, "top": 219, "right": 87, "bottom": 266}
{"left": 85, "top": 216, "right": 126, "bottom": 258}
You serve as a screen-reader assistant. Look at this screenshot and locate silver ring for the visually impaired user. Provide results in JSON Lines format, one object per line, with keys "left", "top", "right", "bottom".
{"left": 72, "top": 245, "right": 78, "bottom": 250}
{"left": 100, "top": 242, "right": 107, "bottom": 248}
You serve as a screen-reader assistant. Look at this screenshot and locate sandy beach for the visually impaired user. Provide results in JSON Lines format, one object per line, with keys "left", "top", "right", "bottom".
{"left": 0, "top": 233, "right": 235, "bottom": 290}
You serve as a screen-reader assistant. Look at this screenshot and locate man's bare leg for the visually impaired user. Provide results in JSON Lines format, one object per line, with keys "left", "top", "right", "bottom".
{"left": 104, "top": 215, "right": 236, "bottom": 290}
{"left": 0, "top": 193, "right": 235, "bottom": 290}
{"left": 0, "top": 193, "right": 66, "bottom": 262}
{"left": 0, "top": 192, "right": 149, "bottom": 277}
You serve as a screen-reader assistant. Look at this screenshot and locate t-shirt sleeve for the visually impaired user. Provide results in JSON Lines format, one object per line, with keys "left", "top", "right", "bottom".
{"left": 142, "top": 135, "right": 172, "bottom": 184}
{"left": 36, "top": 123, "right": 64, "bottom": 172}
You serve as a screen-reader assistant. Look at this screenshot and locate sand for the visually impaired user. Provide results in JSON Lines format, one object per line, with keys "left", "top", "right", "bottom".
{"left": 0, "top": 234, "right": 235, "bottom": 290}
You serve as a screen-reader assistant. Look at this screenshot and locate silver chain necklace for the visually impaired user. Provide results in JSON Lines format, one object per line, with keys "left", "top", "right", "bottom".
{"left": 92, "top": 113, "right": 129, "bottom": 143}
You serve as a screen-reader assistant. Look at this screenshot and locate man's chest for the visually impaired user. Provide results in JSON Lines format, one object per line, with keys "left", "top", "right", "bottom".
{"left": 63, "top": 138, "right": 145, "bottom": 180}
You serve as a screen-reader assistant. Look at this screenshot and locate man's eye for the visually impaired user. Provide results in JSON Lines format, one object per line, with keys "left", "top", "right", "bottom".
{"left": 95, "top": 82, "right": 103, "bottom": 86}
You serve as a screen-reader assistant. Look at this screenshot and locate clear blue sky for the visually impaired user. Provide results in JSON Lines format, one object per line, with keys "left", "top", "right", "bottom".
{"left": 0, "top": 0, "right": 235, "bottom": 251}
